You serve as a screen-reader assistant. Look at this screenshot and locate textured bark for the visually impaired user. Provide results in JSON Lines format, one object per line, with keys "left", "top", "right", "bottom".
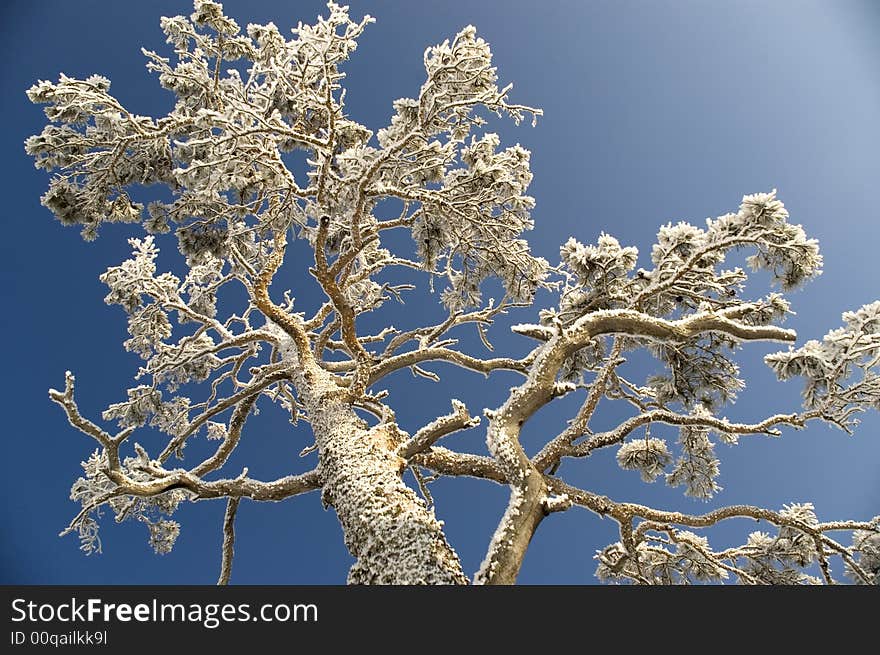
{"left": 298, "top": 366, "right": 468, "bottom": 584}
{"left": 475, "top": 468, "right": 548, "bottom": 585}
{"left": 256, "top": 239, "right": 467, "bottom": 584}
{"left": 475, "top": 344, "right": 560, "bottom": 584}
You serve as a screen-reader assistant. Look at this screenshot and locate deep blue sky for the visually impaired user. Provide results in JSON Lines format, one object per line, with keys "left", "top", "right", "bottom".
{"left": 1, "top": 0, "right": 878, "bottom": 584}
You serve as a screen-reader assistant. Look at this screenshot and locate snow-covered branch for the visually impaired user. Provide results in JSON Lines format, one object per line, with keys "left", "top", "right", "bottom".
{"left": 399, "top": 400, "right": 481, "bottom": 458}
{"left": 547, "top": 477, "right": 879, "bottom": 584}
{"left": 570, "top": 409, "right": 814, "bottom": 458}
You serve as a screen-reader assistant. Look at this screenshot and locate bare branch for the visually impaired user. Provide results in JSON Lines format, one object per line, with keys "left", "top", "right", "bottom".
{"left": 190, "top": 394, "right": 259, "bottom": 477}
{"left": 49, "top": 371, "right": 116, "bottom": 451}
{"left": 550, "top": 476, "right": 877, "bottom": 536}
{"left": 409, "top": 447, "right": 506, "bottom": 484}
{"left": 217, "top": 497, "right": 240, "bottom": 585}
{"left": 399, "top": 399, "right": 481, "bottom": 458}
{"left": 105, "top": 464, "right": 321, "bottom": 503}
{"left": 570, "top": 409, "right": 818, "bottom": 459}
{"left": 369, "top": 347, "right": 532, "bottom": 386}
{"left": 159, "top": 366, "right": 290, "bottom": 463}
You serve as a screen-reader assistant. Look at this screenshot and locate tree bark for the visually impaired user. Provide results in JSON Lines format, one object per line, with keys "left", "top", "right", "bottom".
{"left": 299, "top": 367, "right": 468, "bottom": 584}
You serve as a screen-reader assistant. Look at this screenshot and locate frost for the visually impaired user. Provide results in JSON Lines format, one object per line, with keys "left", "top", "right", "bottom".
{"left": 616, "top": 438, "right": 672, "bottom": 482}
{"left": 103, "top": 386, "right": 162, "bottom": 429}
{"left": 849, "top": 528, "right": 880, "bottom": 585}
{"left": 145, "top": 518, "right": 182, "bottom": 554}
{"left": 648, "top": 336, "right": 743, "bottom": 410}
{"left": 766, "top": 301, "right": 880, "bottom": 429}
{"left": 559, "top": 234, "right": 638, "bottom": 317}
{"left": 205, "top": 421, "right": 227, "bottom": 441}
{"left": 68, "top": 450, "right": 190, "bottom": 555}
{"left": 666, "top": 422, "right": 722, "bottom": 500}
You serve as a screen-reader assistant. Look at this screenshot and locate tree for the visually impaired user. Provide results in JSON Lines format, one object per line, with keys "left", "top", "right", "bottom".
{"left": 25, "top": 0, "right": 879, "bottom": 585}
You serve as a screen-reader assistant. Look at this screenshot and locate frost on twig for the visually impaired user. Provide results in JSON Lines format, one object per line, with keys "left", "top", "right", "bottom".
{"left": 767, "top": 301, "right": 880, "bottom": 432}
{"left": 616, "top": 437, "right": 672, "bottom": 483}
{"left": 64, "top": 448, "right": 188, "bottom": 556}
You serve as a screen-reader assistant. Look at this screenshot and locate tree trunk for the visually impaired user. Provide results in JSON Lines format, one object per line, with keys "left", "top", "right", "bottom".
{"left": 300, "top": 368, "right": 468, "bottom": 584}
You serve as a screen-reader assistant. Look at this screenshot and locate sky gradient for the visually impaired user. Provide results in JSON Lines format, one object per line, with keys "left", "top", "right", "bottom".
{"left": 1, "top": 0, "right": 878, "bottom": 584}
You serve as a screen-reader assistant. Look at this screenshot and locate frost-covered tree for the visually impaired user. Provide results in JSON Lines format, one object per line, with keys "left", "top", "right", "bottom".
{"left": 26, "top": 1, "right": 879, "bottom": 585}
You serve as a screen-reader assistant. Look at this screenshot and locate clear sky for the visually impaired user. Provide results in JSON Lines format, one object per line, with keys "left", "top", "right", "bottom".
{"left": 1, "top": 0, "right": 878, "bottom": 584}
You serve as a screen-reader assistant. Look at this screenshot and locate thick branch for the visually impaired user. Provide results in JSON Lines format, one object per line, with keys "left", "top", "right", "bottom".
{"left": 567, "top": 306, "right": 797, "bottom": 347}
{"left": 313, "top": 214, "right": 372, "bottom": 397}
{"left": 251, "top": 232, "right": 314, "bottom": 366}
{"left": 532, "top": 339, "right": 623, "bottom": 472}
{"left": 409, "top": 447, "right": 506, "bottom": 484}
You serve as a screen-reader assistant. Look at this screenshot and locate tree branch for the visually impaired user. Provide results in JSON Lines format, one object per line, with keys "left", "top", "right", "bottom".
{"left": 567, "top": 305, "right": 797, "bottom": 347}
{"left": 475, "top": 304, "right": 797, "bottom": 584}
{"left": 369, "top": 346, "right": 531, "bottom": 386}
{"left": 532, "top": 339, "right": 623, "bottom": 472}
{"left": 251, "top": 232, "right": 315, "bottom": 366}
{"left": 190, "top": 394, "right": 259, "bottom": 477}
{"left": 568, "top": 409, "right": 818, "bottom": 459}
{"left": 312, "top": 214, "right": 372, "bottom": 398}
{"left": 409, "top": 447, "right": 506, "bottom": 484}
{"left": 108, "top": 466, "right": 321, "bottom": 502}
{"left": 399, "top": 399, "right": 481, "bottom": 458}
{"left": 217, "top": 497, "right": 239, "bottom": 585}
{"left": 549, "top": 476, "right": 878, "bottom": 536}
{"left": 49, "top": 371, "right": 127, "bottom": 470}
{"left": 159, "top": 366, "right": 290, "bottom": 463}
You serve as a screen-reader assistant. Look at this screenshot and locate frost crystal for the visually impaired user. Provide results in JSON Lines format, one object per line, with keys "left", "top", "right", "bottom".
{"left": 616, "top": 438, "right": 672, "bottom": 482}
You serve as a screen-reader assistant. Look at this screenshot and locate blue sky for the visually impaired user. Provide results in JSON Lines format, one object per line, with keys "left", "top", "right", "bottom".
{"left": 1, "top": 0, "right": 878, "bottom": 584}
